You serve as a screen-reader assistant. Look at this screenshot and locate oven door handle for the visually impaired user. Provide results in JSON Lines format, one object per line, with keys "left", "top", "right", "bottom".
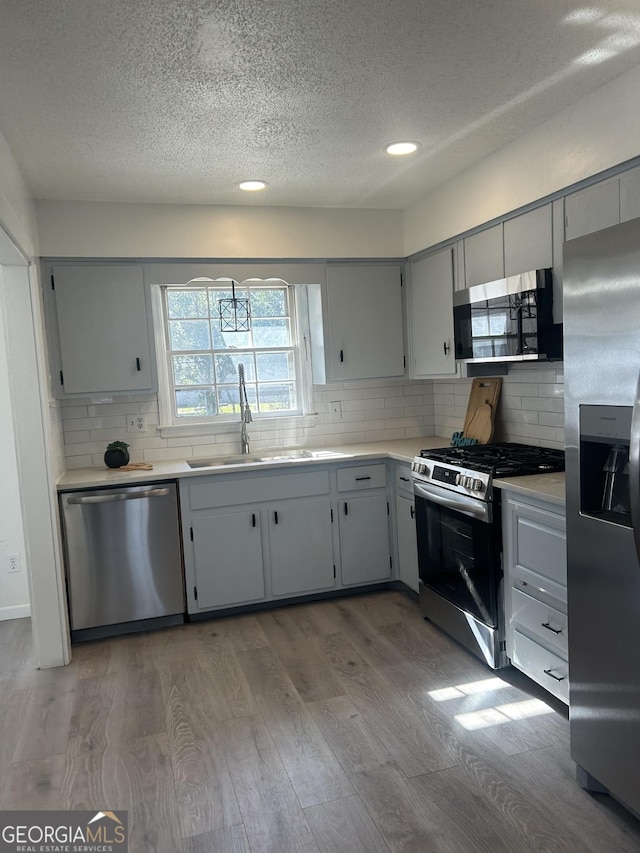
{"left": 413, "top": 481, "right": 491, "bottom": 523}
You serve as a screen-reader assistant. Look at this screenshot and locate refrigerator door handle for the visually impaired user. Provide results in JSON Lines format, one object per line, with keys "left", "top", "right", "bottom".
{"left": 629, "top": 370, "right": 640, "bottom": 565}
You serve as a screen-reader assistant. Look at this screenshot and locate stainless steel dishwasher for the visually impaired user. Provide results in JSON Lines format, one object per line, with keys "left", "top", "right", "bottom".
{"left": 59, "top": 481, "right": 185, "bottom": 639}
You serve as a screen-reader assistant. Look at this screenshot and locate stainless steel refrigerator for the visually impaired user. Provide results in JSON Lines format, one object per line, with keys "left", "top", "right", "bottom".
{"left": 564, "top": 216, "right": 640, "bottom": 816}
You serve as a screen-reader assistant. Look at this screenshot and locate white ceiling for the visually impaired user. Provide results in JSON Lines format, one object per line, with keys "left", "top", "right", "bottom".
{"left": 1, "top": 0, "right": 640, "bottom": 210}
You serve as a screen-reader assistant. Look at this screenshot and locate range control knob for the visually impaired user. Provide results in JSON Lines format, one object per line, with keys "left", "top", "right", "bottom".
{"left": 473, "top": 479, "right": 484, "bottom": 492}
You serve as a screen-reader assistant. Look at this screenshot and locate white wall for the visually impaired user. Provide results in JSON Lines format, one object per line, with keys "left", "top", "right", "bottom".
{"left": 0, "top": 127, "right": 69, "bottom": 666}
{"left": 2, "top": 263, "right": 70, "bottom": 666}
{"left": 404, "top": 64, "right": 640, "bottom": 255}
{"left": 0, "top": 269, "right": 30, "bottom": 619}
{"left": 35, "top": 201, "right": 404, "bottom": 259}
{"left": 0, "top": 130, "right": 39, "bottom": 258}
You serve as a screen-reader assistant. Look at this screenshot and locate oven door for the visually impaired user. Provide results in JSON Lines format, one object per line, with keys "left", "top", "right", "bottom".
{"left": 413, "top": 480, "right": 501, "bottom": 627}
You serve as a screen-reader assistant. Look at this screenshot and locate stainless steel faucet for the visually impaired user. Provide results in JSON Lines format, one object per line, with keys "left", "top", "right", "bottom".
{"left": 238, "top": 363, "right": 253, "bottom": 454}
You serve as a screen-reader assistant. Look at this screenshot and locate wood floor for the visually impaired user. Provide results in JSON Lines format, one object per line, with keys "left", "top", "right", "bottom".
{"left": 2, "top": 591, "right": 640, "bottom": 853}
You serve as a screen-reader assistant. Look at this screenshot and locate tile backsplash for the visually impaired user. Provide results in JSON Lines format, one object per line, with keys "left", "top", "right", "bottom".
{"left": 60, "top": 379, "right": 436, "bottom": 468}
{"left": 59, "top": 364, "right": 565, "bottom": 468}
{"left": 433, "top": 363, "right": 565, "bottom": 449}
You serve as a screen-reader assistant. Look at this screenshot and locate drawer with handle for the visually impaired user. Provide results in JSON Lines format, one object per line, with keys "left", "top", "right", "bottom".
{"left": 395, "top": 464, "right": 414, "bottom": 496}
{"left": 511, "top": 587, "right": 568, "bottom": 657}
{"left": 512, "top": 629, "right": 569, "bottom": 704}
{"left": 336, "top": 463, "right": 387, "bottom": 492}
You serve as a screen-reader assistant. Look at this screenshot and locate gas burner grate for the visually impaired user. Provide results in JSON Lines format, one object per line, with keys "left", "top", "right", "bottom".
{"left": 420, "top": 442, "right": 565, "bottom": 477}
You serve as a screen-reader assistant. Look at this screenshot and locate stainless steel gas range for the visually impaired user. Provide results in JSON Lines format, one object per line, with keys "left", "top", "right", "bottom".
{"left": 411, "top": 442, "right": 565, "bottom": 669}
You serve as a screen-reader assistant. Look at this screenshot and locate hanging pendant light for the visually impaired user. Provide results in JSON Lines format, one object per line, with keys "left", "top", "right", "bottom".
{"left": 219, "top": 280, "right": 251, "bottom": 332}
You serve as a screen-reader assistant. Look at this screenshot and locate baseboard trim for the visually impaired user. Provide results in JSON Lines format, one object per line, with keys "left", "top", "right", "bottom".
{"left": 0, "top": 604, "right": 31, "bottom": 622}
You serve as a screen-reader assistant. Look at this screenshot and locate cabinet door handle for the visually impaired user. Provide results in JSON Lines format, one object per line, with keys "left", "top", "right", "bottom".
{"left": 136, "top": 357, "right": 142, "bottom": 371}
{"left": 251, "top": 513, "right": 256, "bottom": 528}
{"left": 399, "top": 476, "right": 410, "bottom": 482}
{"left": 541, "top": 621, "right": 562, "bottom": 635}
{"left": 355, "top": 476, "right": 371, "bottom": 481}
{"left": 274, "top": 511, "right": 279, "bottom": 524}
{"left": 443, "top": 341, "right": 450, "bottom": 355}
{"left": 339, "top": 349, "right": 344, "bottom": 363}
{"left": 344, "top": 502, "right": 348, "bottom": 516}
{"left": 543, "top": 668, "right": 565, "bottom": 682}
{"left": 410, "top": 505, "right": 415, "bottom": 519}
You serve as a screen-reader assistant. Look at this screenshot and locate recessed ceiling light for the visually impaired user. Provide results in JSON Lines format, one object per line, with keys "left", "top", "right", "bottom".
{"left": 385, "top": 141, "right": 419, "bottom": 156}
{"left": 239, "top": 180, "right": 268, "bottom": 191}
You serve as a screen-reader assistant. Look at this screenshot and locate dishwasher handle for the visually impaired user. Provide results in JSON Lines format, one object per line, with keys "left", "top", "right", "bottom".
{"left": 67, "top": 487, "right": 171, "bottom": 505}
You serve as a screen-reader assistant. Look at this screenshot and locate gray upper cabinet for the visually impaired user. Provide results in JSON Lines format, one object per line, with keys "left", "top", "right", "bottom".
{"left": 463, "top": 223, "right": 504, "bottom": 287}
{"left": 408, "top": 248, "right": 456, "bottom": 377}
{"left": 564, "top": 179, "right": 620, "bottom": 241}
{"left": 504, "top": 204, "right": 553, "bottom": 276}
{"left": 313, "top": 264, "right": 404, "bottom": 382}
{"left": 620, "top": 167, "right": 640, "bottom": 223}
{"left": 49, "top": 264, "right": 156, "bottom": 397}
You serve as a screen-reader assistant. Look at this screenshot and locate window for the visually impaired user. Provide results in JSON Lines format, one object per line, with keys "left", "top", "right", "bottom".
{"left": 157, "top": 281, "right": 309, "bottom": 427}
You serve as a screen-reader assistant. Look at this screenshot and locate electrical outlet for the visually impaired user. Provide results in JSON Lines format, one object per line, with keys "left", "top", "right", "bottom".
{"left": 127, "top": 415, "right": 147, "bottom": 433}
{"left": 329, "top": 401, "right": 342, "bottom": 422}
{"left": 8, "top": 553, "right": 19, "bottom": 573}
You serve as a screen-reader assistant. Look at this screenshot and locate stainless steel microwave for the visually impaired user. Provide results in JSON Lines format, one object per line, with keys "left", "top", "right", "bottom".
{"left": 453, "top": 268, "right": 562, "bottom": 364}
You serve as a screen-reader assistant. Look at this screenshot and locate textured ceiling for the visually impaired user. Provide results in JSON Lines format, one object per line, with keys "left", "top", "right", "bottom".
{"left": 1, "top": 0, "right": 640, "bottom": 209}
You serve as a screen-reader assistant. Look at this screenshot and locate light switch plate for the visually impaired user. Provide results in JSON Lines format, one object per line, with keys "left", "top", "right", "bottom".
{"left": 329, "top": 401, "right": 342, "bottom": 422}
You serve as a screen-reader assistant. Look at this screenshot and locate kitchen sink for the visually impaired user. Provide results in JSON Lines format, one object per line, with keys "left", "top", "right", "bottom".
{"left": 187, "top": 449, "right": 349, "bottom": 468}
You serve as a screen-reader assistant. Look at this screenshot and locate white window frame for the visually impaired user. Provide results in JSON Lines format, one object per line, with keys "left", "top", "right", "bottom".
{"left": 151, "top": 279, "right": 316, "bottom": 438}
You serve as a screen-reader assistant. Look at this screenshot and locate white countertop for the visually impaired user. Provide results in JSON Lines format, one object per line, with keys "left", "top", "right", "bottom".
{"left": 56, "top": 436, "right": 447, "bottom": 490}
{"left": 57, "top": 436, "right": 566, "bottom": 507}
{"left": 494, "top": 471, "right": 565, "bottom": 506}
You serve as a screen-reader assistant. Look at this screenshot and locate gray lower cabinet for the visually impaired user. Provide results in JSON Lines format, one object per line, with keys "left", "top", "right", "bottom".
{"left": 395, "top": 495, "right": 419, "bottom": 593}
{"left": 182, "top": 468, "right": 334, "bottom": 614}
{"left": 336, "top": 462, "right": 391, "bottom": 586}
{"left": 182, "top": 461, "right": 394, "bottom": 614}
{"left": 394, "top": 462, "right": 419, "bottom": 593}
{"left": 191, "top": 509, "right": 265, "bottom": 609}
{"left": 338, "top": 493, "right": 391, "bottom": 585}
{"left": 268, "top": 500, "right": 335, "bottom": 596}
{"left": 502, "top": 491, "right": 568, "bottom": 704}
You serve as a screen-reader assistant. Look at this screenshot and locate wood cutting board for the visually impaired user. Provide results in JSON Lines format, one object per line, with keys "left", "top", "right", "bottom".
{"left": 463, "top": 378, "right": 502, "bottom": 443}
{"left": 115, "top": 462, "right": 154, "bottom": 471}
{"left": 464, "top": 402, "right": 494, "bottom": 444}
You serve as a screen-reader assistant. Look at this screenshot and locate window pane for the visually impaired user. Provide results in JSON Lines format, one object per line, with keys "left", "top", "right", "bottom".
{"left": 214, "top": 353, "right": 255, "bottom": 384}
{"left": 163, "top": 282, "right": 302, "bottom": 423}
{"left": 489, "top": 311, "right": 509, "bottom": 335}
{"left": 213, "top": 287, "right": 248, "bottom": 303}
{"left": 175, "top": 388, "right": 217, "bottom": 417}
{"left": 211, "top": 323, "right": 252, "bottom": 350}
{"left": 172, "top": 354, "right": 214, "bottom": 386}
{"left": 167, "top": 289, "right": 208, "bottom": 318}
{"left": 256, "top": 351, "right": 294, "bottom": 381}
{"left": 258, "top": 382, "right": 296, "bottom": 413}
{"left": 250, "top": 288, "right": 287, "bottom": 317}
{"left": 471, "top": 313, "right": 489, "bottom": 337}
{"left": 252, "top": 318, "right": 291, "bottom": 347}
{"left": 217, "top": 384, "right": 258, "bottom": 415}
{"left": 169, "top": 319, "right": 211, "bottom": 351}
